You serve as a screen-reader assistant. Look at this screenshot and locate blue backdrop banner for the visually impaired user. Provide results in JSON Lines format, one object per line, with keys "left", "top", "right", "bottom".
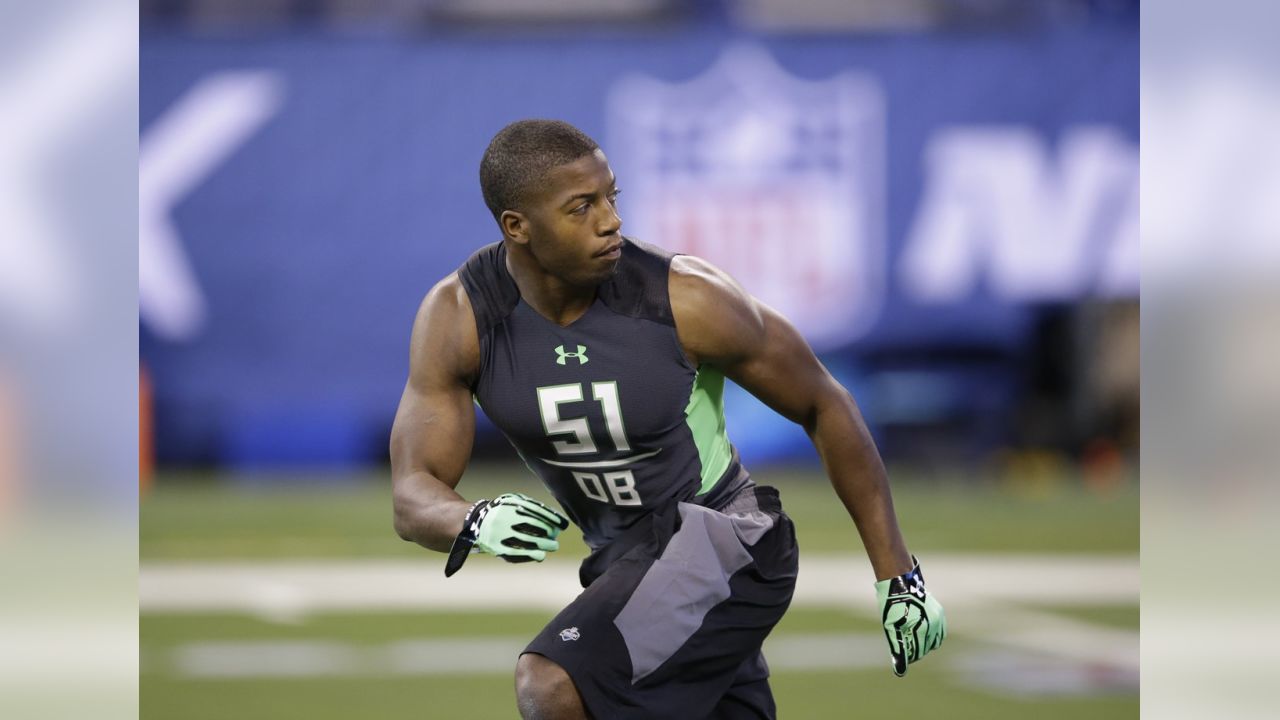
{"left": 139, "top": 28, "right": 1137, "bottom": 468}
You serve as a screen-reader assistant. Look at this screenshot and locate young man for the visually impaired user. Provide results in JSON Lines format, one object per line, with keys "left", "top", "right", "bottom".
{"left": 390, "top": 120, "right": 945, "bottom": 719}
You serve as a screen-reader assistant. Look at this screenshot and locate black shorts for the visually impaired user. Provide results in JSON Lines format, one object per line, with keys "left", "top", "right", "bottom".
{"left": 524, "top": 485, "right": 799, "bottom": 720}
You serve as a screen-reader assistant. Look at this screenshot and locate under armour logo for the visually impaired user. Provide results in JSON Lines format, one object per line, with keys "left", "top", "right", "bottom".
{"left": 555, "top": 344, "right": 588, "bottom": 365}
{"left": 908, "top": 576, "right": 926, "bottom": 600}
{"left": 559, "top": 627, "right": 581, "bottom": 641}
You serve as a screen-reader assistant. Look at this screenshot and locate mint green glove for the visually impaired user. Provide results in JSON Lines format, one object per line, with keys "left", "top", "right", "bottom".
{"left": 444, "top": 493, "right": 570, "bottom": 577}
{"left": 875, "top": 556, "right": 946, "bottom": 676}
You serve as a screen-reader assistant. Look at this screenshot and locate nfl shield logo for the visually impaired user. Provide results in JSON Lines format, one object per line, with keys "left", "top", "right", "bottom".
{"left": 559, "top": 627, "right": 581, "bottom": 642}
{"left": 607, "top": 45, "right": 886, "bottom": 348}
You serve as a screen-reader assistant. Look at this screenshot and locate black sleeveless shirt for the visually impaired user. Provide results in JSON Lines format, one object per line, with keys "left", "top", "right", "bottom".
{"left": 458, "top": 237, "right": 751, "bottom": 549}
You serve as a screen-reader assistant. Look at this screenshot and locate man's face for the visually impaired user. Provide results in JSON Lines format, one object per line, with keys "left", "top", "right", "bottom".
{"left": 515, "top": 149, "right": 624, "bottom": 287}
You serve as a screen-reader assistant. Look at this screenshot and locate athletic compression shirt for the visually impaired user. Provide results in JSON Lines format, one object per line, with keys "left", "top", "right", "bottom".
{"left": 458, "top": 237, "right": 752, "bottom": 549}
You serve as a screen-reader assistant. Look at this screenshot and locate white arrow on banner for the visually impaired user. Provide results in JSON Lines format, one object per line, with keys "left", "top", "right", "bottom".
{"left": 139, "top": 71, "right": 284, "bottom": 341}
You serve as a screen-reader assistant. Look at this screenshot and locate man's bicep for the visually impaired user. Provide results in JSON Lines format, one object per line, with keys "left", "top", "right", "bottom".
{"left": 390, "top": 377, "right": 475, "bottom": 489}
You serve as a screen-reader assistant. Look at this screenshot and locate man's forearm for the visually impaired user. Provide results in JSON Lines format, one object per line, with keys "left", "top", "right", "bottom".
{"left": 806, "top": 389, "right": 913, "bottom": 581}
{"left": 392, "top": 470, "right": 473, "bottom": 552}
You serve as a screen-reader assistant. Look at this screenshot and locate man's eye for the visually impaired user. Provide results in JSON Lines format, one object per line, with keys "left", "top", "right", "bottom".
{"left": 571, "top": 203, "right": 590, "bottom": 215}
{"left": 608, "top": 189, "right": 621, "bottom": 203}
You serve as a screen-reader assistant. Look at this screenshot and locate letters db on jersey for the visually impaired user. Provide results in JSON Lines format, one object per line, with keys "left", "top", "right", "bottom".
{"left": 606, "top": 44, "right": 887, "bottom": 350}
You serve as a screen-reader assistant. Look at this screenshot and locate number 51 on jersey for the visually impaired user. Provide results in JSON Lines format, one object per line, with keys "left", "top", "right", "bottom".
{"left": 536, "top": 382, "right": 643, "bottom": 506}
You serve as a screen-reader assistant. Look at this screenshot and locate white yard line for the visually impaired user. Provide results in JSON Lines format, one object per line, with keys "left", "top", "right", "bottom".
{"left": 170, "top": 634, "right": 894, "bottom": 679}
{"left": 139, "top": 554, "right": 1138, "bottom": 615}
{"left": 166, "top": 629, "right": 1138, "bottom": 687}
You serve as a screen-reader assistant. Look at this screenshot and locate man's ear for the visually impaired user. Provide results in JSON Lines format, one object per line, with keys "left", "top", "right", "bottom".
{"left": 500, "top": 210, "right": 530, "bottom": 245}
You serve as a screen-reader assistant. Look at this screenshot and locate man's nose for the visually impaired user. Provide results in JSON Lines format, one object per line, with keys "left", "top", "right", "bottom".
{"left": 597, "top": 204, "right": 622, "bottom": 236}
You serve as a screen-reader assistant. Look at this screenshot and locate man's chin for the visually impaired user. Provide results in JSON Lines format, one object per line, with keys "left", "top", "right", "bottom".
{"left": 578, "top": 260, "right": 620, "bottom": 287}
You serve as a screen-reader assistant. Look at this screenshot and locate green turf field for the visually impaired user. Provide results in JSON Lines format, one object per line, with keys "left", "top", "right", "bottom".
{"left": 141, "top": 608, "right": 1138, "bottom": 720}
{"left": 141, "top": 466, "right": 1138, "bottom": 718}
{"left": 141, "top": 465, "right": 1138, "bottom": 560}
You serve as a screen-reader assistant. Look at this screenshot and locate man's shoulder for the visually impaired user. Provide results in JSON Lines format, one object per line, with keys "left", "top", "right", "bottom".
{"left": 667, "top": 254, "right": 764, "bottom": 367}
{"left": 421, "top": 272, "right": 469, "bottom": 314}
{"left": 407, "top": 271, "right": 481, "bottom": 387}
{"left": 456, "top": 241, "right": 519, "bottom": 335}
{"left": 456, "top": 241, "right": 509, "bottom": 296}
{"left": 668, "top": 254, "right": 754, "bottom": 317}
{"left": 413, "top": 272, "right": 473, "bottom": 343}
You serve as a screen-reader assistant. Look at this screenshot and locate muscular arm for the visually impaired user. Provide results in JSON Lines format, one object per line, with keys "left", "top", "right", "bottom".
{"left": 389, "top": 273, "right": 480, "bottom": 553}
{"left": 670, "top": 256, "right": 912, "bottom": 580}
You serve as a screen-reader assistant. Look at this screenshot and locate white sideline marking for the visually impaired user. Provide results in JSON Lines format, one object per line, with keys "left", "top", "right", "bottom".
{"left": 167, "top": 630, "right": 1138, "bottom": 687}
{"left": 175, "top": 638, "right": 530, "bottom": 678}
{"left": 171, "top": 634, "right": 897, "bottom": 679}
{"left": 139, "top": 554, "right": 1138, "bottom": 615}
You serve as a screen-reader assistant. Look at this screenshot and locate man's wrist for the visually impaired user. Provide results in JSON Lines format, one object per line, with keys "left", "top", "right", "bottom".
{"left": 871, "top": 553, "right": 915, "bottom": 582}
{"left": 878, "top": 557, "right": 923, "bottom": 593}
{"left": 443, "top": 498, "right": 490, "bottom": 577}
{"left": 456, "top": 498, "right": 488, "bottom": 541}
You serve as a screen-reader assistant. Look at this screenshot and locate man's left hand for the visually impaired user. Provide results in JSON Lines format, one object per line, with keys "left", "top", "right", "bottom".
{"left": 874, "top": 555, "right": 946, "bottom": 677}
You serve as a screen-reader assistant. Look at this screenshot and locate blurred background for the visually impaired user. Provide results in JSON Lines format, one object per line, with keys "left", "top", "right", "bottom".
{"left": 138, "top": 1, "right": 1139, "bottom": 717}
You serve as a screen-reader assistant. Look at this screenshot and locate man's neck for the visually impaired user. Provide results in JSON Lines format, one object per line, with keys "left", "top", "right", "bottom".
{"left": 505, "top": 243, "right": 597, "bottom": 327}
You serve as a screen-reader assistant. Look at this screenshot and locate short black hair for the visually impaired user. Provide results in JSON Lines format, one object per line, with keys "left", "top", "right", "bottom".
{"left": 479, "top": 119, "right": 600, "bottom": 222}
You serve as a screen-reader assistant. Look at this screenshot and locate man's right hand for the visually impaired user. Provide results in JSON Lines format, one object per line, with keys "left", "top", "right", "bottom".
{"left": 445, "top": 493, "right": 570, "bottom": 576}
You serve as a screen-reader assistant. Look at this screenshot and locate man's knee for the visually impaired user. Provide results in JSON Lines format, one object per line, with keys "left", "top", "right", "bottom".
{"left": 515, "top": 653, "right": 586, "bottom": 720}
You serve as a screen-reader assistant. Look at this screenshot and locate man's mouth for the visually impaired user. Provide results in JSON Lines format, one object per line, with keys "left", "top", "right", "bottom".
{"left": 595, "top": 241, "right": 623, "bottom": 258}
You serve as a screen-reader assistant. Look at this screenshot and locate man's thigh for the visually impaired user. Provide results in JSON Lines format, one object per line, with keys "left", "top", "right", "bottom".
{"left": 524, "top": 489, "right": 798, "bottom": 719}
